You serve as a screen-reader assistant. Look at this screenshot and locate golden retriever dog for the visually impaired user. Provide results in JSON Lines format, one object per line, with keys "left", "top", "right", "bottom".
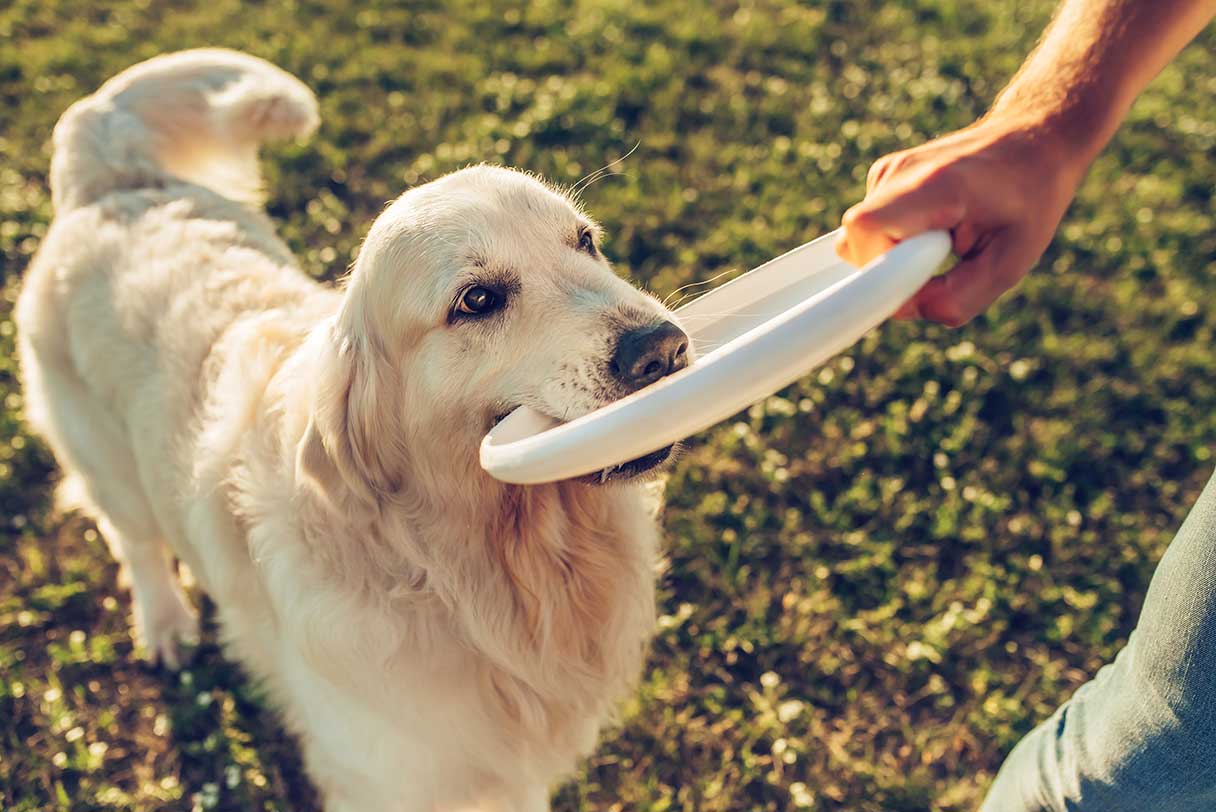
{"left": 16, "top": 49, "right": 692, "bottom": 812}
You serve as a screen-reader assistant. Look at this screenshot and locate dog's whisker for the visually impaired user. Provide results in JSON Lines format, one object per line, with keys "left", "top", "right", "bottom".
{"left": 571, "top": 168, "right": 618, "bottom": 199}
{"left": 572, "top": 165, "right": 613, "bottom": 194}
{"left": 579, "top": 140, "right": 640, "bottom": 185}
{"left": 666, "top": 282, "right": 756, "bottom": 311}
{"left": 570, "top": 140, "right": 641, "bottom": 199}
{"left": 673, "top": 311, "right": 770, "bottom": 321}
{"left": 571, "top": 165, "right": 609, "bottom": 194}
{"left": 573, "top": 168, "right": 626, "bottom": 199}
{"left": 660, "top": 267, "right": 739, "bottom": 309}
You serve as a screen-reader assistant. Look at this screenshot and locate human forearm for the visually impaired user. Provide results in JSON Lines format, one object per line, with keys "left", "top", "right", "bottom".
{"left": 988, "top": 0, "right": 1216, "bottom": 166}
{"left": 835, "top": 0, "right": 1215, "bottom": 326}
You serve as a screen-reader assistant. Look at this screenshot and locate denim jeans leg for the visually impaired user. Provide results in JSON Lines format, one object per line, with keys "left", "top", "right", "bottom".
{"left": 980, "top": 468, "right": 1216, "bottom": 812}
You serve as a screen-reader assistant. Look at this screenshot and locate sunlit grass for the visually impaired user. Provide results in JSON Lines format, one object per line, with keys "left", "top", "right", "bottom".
{"left": 1, "top": 1, "right": 1214, "bottom": 810}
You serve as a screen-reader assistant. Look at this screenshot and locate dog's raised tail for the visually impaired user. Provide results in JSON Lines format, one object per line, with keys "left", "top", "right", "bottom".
{"left": 50, "top": 49, "right": 318, "bottom": 211}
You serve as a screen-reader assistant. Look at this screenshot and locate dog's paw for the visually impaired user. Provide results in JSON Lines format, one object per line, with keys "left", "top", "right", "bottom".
{"left": 133, "top": 590, "right": 200, "bottom": 671}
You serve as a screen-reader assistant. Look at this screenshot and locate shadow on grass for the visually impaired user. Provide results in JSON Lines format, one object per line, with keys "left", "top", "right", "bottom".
{"left": 1, "top": 514, "right": 319, "bottom": 812}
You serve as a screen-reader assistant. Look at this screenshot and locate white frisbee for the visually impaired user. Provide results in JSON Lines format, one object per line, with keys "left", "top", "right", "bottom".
{"left": 481, "top": 228, "right": 951, "bottom": 484}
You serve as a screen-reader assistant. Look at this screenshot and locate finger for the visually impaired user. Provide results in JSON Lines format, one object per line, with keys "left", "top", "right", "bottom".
{"left": 880, "top": 226, "right": 995, "bottom": 324}
{"left": 911, "top": 231, "right": 1027, "bottom": 326}
{"left": 865, "top": 154, "right": 895, "bottom": 192}
{"left": 950, "top": 221, "right": 984, "bottom": 259}
{"left": 838, "top": 180, "right": 967, "bottom": 267}
{"left": 891, "top": 299, "right": 920, "bottom": 320}
{"left": 835, "top": 216, "right": 896, "bottom": 267}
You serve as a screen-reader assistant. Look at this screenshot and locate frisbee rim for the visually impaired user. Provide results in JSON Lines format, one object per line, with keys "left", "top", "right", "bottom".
{"left": 480, "top": 229, "right": 951, "bottom": 484}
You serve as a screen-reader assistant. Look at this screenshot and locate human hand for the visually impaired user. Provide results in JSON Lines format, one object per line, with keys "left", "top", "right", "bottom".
{"left": 835, "top": 116, "right": 1092, "bottom": 326}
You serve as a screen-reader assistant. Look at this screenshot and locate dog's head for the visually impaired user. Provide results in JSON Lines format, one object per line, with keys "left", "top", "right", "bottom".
{"left": 297, "top": 165, "right": 690, "bottom": 501}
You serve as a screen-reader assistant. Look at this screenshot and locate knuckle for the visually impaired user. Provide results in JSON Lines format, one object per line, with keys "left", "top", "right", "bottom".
{"left": 930, "top": 297, "right": 971, "bottom": 328}
{"left": 866, "top": 157, "right": 891, "bottom": 189}
{"left": 885, "top": 151, "right": 920, "bottom": 178}
{"left": 841, "top": 204, "right": 873, "bottom": 230}
{"left": 833, "top": 235, "right": 850, "bottom": 260}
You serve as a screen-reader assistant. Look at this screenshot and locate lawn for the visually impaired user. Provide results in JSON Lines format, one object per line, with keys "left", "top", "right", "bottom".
{"left": 1, "top": 1, "right": 1214, "bottom": 810}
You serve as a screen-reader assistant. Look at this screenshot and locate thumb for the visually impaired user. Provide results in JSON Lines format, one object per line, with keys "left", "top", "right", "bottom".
{"left": 911, "top": 229, "right": 1028, "bottom": 326}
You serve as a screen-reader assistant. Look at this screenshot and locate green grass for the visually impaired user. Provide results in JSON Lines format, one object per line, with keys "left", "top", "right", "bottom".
{"left": 2, "top": 1, "right": 1215, "bottom": 810}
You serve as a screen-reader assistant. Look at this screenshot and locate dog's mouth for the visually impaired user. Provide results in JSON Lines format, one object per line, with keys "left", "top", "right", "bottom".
{"left": 489, "top": 409, "right": 677, "bottom": 485}
{"left": 578, "top": 442, "right": 677, "bottom": 485}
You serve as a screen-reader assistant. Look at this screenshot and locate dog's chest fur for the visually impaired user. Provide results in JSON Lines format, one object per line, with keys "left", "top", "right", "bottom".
{"left": 193, "top": 362, "right": 660, "bottom": 792}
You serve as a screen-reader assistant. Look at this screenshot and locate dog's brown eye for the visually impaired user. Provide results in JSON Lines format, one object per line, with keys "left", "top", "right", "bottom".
{"left": 577, "top": 228, "right": 597, "bottom": 256}
{"left": 457, "top": 285, "right": 502, "bottom": 316}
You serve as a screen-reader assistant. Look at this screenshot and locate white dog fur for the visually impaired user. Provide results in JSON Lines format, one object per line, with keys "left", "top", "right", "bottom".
{"left": 17, "top": 49, "right": 689, "bottom": 811}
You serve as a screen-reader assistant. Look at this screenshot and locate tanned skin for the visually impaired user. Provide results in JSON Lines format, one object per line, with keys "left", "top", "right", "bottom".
{"left": 836, "top": 0, "right": 1216, "bottom": 326}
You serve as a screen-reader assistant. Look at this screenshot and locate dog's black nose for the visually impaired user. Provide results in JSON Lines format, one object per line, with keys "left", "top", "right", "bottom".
{"left": 610, "top": 321, "right": 690, "bottom": 390}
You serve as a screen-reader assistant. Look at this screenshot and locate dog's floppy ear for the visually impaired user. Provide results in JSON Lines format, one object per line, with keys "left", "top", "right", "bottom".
{"left": 295, "top": 318, "right": 399, "bottom": 507}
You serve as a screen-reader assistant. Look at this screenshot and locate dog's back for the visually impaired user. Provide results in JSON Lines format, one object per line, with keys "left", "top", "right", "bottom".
{"left": 15, "top": 50, "right": 323, "bottom": 667}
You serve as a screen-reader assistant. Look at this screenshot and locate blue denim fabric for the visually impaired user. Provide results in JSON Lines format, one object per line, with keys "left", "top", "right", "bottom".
{"left": 981, "top": 469, "right": 1216, "bottom": 811}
